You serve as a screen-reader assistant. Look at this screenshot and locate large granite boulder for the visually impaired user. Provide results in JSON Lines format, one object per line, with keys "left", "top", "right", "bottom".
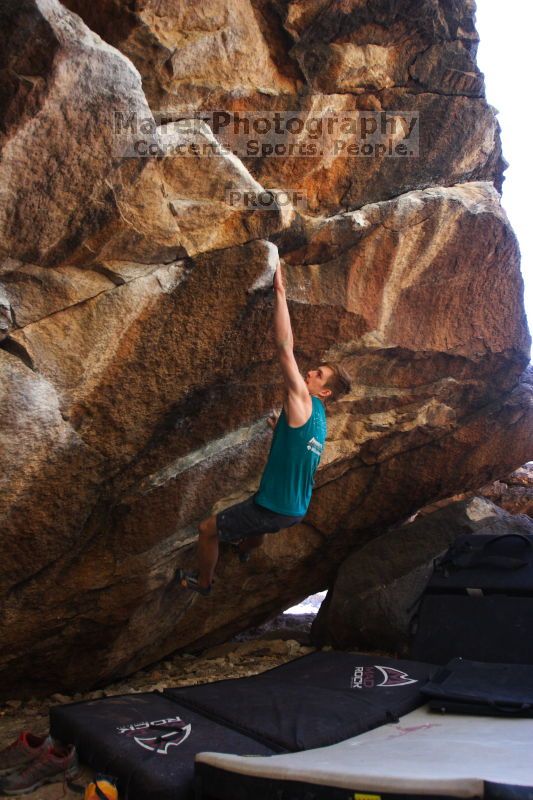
{"left": 60, "top": 0, "right": 504, "bottom": 217}
{"left": 0, "top": 0, "right": 289, "bottom": 269}
{"left": 0, "top": 0, "right": 531, "bottom": 696}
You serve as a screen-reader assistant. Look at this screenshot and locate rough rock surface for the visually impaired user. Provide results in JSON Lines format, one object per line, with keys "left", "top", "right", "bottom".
{"left": 0, "top": 0, "right": 532, "bottom": 696}
{"left": 311, "top": 497, "right": 533, "bottom": 651}
{"left": 479, "top": 462, "right": 533, "bottom": 518}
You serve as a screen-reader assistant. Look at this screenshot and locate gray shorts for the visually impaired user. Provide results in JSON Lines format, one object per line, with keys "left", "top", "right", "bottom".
{"left": 216, "top": 495, "right": 304, "bottom": 544}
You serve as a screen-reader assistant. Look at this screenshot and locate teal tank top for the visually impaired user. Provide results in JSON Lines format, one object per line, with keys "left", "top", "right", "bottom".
{"left": 255, "top": 396, "right": 327, "bottom": 516}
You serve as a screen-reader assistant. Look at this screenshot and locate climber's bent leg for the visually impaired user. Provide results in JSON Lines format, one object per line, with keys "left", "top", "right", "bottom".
{"left": 181, "top": 497, "right": 304, "bottom": 592}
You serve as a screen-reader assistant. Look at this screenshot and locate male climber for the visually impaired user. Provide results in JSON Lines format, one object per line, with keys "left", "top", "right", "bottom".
{"left": 177, "top": 255, "right": 351, "bottom": 595}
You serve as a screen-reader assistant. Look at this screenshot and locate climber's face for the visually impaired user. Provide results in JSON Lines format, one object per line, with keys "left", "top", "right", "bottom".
{"left": 305, "top": 365, "right": 333, "bottom": 400}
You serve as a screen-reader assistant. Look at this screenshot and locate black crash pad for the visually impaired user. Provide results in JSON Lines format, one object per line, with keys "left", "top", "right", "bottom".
{"left": 422, "top": 658, "right": 533, "bottom": 716}
{"left": 411, "top": 595, "right": 533, "bottom": 664}
{"left": 50, "top": 692, "right": 274, "bottom": 800}
{"left": 165, "top": 651, "right": 435, "bottom": 752}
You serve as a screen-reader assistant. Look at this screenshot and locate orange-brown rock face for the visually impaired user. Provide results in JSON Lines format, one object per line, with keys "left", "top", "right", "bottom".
{"left": 479, "top": 463, "right": 533, "bottom": 518}
{"left": 0, "top": 0, "right": 531, "bottom": 696}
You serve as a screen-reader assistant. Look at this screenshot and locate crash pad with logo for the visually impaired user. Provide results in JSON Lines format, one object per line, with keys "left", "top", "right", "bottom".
{"left": 49, "top": 692, "right": 275, "bottom": 800}
{"left": 164, "top": 651, "right": 435, "bottom": 751}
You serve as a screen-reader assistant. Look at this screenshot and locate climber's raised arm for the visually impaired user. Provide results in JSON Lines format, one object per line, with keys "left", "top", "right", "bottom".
{"left": 273, "top": 258, "right": 312, "bottom": 426}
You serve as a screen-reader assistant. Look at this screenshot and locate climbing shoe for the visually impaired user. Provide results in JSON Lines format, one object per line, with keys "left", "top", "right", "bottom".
{"left": 0, "top": 732, "right": 53, "bottom": 777}
{"left": 0, "top": 742, "right": 80, "bottom": 795}
{"left": 176, "top": 569, "right": 212, "bottom": 596}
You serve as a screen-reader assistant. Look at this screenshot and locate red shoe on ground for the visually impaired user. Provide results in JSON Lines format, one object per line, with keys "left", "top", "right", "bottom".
{"left": 0, "top": 742, "right": 80, "bottom": 795}
{"left": 0, "top": 732, "right": 53, "bottom": 777}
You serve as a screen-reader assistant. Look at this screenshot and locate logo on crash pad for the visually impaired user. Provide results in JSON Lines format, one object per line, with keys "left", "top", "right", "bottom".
{"left": 117, "top": 716, "right": 191, "bottom": 754}
{"left": 351, "top": 666, "right": 417, "bottom": 690}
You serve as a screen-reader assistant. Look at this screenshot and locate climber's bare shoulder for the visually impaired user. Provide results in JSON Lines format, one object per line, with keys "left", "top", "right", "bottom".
{"left": 283, "top": 390, "right": 312, "bottom": 428}
{"left": 277, "top": 347, "right": 311, "bottom": 427}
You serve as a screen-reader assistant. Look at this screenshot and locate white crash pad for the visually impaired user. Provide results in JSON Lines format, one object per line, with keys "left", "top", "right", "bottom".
{"left": 196, "top": 705, "right": 533, "bottom": 797}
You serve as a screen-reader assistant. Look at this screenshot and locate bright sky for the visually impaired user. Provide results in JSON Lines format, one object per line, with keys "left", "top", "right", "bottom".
{"left": 475, "top": 0, "right": 532, "bottom": 335}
